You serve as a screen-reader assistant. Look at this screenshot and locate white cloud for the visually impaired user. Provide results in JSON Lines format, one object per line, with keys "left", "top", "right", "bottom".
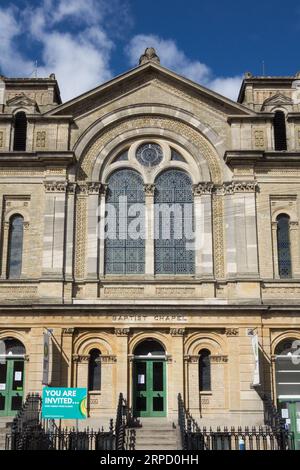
{"left": 0, "top": 1, "right": 117, "bottom": 100}
{"left": 126, "top": 34, "right": 242, "bottom": 101}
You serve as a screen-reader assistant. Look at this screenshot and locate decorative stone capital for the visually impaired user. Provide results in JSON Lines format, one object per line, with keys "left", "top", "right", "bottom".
{"left": 184, "top": 355, "right": 199, "bottom": 363}
{"left": 192, "top": 182, "right": 214, "bottom": 196}
{"left": 223, "top": 181, "right": 258, "bottom": 195}
{"left": 210, "top": 355, "right": 228, "bottom": 363}
{"left": 62, "top": 328, "right": 75, "bottom": 336}
{"left": 44, "top": 181, "right": 67, "bottom": 192}
{"left": 144, "top": 184, "right": 155, "bottom": 196}
{"left": 99, "top": 184, "right": 108, "bottom": 196}
{"left": 225, "top": 328, "right": 239, "bottom": 336}
{"left": 289, "top": 221, "right": 299, "bottom": 229}
{"left": 76, "top": 182, "right": 103, "bottom": 195}
{"left": 100, "top": 354, "right": 117, "bottom": 363}
{"left": 23, "top": 221, "right": 30, "bottom": 231}
{"left": 170, "top": 328, "right": 185, "bottom": 336}
{"left": 72, "top": 354, "right": 90, "bottom": 363}
{"left": 67, "top": 182, "right": 77, "bottom": 194}
{"left": 114, "top": 328, "right": 130, "bottom": 337}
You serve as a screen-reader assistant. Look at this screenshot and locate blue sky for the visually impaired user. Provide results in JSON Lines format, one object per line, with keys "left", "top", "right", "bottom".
{"left": 0, "top": 0, "right": 299, "bottom": 101}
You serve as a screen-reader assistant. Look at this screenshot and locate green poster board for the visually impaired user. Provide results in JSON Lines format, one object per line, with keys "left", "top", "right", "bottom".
{"left": 42, "top": 387, "right": 87, "bottom": 419}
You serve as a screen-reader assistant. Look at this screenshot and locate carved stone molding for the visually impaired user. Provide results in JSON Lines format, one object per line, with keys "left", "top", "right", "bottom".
{"left": 72, "top": 354, "right": 90, "bottom": 363}
{"left": 210, "top": 355, "right": 228, "bottom": 363}
{"left": 62, "top": 328, "right": 75, "bottom": 336}
{"left": 184, "top": 355, "right": 199, "bottom": 363}
{"left": 44, "top": 181, "right": 68, "bottom": 192}
{"left": 225, "top": 328, "right": 239, "bottom": 336}
{"left": 170, "top": 328, "right": 185, "bottom": 336}
{"left": 144, "top": 184, "right": 155, "bottom": 196}
{"left": 76, "top": 182, "right": 104, "bottom": 195}
{"left": 67, "top": 182, "right": 77, "bottom": 194}
{"left": 192, "top": 182, "right": 214, "bottom": 196}
{"left": 100, "top": 355, "right": 117, "bottom": 363}
{"left": 114, "top": 328, "right": 130, "bottom": 337}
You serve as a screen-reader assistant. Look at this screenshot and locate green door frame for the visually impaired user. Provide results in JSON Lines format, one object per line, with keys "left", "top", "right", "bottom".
{"left": 279, "top": 399, "right": 300, "bottom": 450}
{"left": 0, "top": 357, "right": 25, "bottom": 417}
{"left": 133, "top": 358, "right": 166, "bottom": 418}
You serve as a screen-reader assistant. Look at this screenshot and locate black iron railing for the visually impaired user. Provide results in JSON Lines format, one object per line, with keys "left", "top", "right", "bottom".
{"left": 178, "top": 394, "right": 294, "bottom": 450}
{"left": 115, "top": 393, "right": 136, "bottom": 450}
{"left": 6, "top": 393, "right": 134, "bottom": 451}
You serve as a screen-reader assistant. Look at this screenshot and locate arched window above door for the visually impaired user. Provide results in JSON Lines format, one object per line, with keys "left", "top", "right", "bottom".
{"left": 7, "top": 214, "right": 24, "bottom": 279}
{"left": 13, "top": 112, "right": 27, "bottom": 151}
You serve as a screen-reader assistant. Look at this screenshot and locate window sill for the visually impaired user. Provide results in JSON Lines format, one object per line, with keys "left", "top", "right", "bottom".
{"left": 199, "top": 391, "right": 212, "bottom": 396}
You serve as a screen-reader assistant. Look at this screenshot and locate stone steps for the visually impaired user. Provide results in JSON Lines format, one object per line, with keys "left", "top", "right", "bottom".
{"left": 134, "top": 419, "right": 180, "bottom": 450}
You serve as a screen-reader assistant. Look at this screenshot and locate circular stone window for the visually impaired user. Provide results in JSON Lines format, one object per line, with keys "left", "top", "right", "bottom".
{"left": 136, "top": 143, "right": 163, "bottom": 167}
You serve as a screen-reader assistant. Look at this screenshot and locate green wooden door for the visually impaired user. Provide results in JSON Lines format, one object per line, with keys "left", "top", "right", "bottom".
{"left": 0, "top": 359, "right": 24, "bottom": 416}
{"left": 133, "top": 360, "right": 166, "bottom": 417}
{"left": 289, "top": 402, "right": 300, "bottom": 450}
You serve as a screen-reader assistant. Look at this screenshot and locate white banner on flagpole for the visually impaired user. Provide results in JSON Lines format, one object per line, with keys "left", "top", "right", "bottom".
{"left": 42, "top": 330, "right": 52, "bottom": 386}
{"left": 252, "top": 333, "right": 260, "bottom": 386}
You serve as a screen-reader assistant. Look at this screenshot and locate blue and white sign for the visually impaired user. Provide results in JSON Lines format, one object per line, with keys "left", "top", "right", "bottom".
{"left": 42, "top": 387, "right": 87, "bottom": 419}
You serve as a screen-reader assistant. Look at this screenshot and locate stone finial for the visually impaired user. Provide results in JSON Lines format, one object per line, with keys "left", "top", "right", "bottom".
{"left": 49, "top": 73, "right": 56, "bottom": 79}
{"left": 244, "top": 72, "right": 253, "bottom": 79}
{"left": 139, "top": 47, "right": 160, "bottom": 65}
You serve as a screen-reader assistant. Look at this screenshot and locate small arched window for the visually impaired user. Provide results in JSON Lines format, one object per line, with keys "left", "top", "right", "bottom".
{"left": 13, "top": 112, "right": 27, "bottom": 151}
{"left": 277, "top": 214, "right": 292, "bottom": 278}
{"left": 274, "top": 111, "right": 287, "bottom": 151}
{"left": 7, "top": 214, "right": 24, "bottom": 279}
{"left": 88, "top": 349, "right": 101, "bottom": 391}
{"left": 198, "top": 349, "right": 211, "bottom": 391}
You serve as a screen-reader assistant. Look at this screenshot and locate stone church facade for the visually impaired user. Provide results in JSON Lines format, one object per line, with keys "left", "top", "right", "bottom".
{"left": 0, "top": 48, "right": 300, "bottom": 433}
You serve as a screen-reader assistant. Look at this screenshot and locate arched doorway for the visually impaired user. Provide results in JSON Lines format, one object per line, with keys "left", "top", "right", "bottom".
{"left": 275, "top": 338, "right": 300, "bottom": 449}
{"left": 0, "top": 338, "right": 26, "bottom": 416}
{"left": 132, "top": 339, "right": 166, "bottom": 418}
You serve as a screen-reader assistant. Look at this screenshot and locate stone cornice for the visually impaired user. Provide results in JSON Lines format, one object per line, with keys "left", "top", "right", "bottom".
{"left": 0, "top": 151, "right": 75, "bottom": 166}
{"left": 225, "top": 150, "right": 300, "bottom": 166}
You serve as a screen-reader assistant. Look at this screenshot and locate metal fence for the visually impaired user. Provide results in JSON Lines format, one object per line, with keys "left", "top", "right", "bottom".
{"left": 6, "top": 392, "right": 135, "bottom": 451}
{"left": 178, "top": 394, "right": 294, "bottom": 450}
{"left": 6, "top": 428, "right": 116, "bottom": 451}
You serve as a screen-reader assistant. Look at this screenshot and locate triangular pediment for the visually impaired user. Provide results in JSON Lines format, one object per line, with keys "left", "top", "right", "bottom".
{"left": 261, "top": 93, "right": 293, "bottom": 110}
{"left": 6, "top": 93, "right": 39, "bottom": 110}
{"left": 45, "top": 62, "right": 254, "bottom": 118}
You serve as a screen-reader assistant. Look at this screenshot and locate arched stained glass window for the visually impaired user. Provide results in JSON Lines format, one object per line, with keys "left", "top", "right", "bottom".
{"left": 274, "top": 111, "right": 287, "bottom": 151}
{"left": 154, "top": 170, "right": 194, "bottom": 274}
{"left": 199, "top": 349, "right": 211, "bottom": 391}
{"left": 7, "top": 214, "right": 24, "bottom": 279}
{"left": 105, "top": 169, "right": 145, "bottom": 274}
{"left": 277, "top": 214, "right": 291, "bottom": 278}
{"left": 13, "top": 112, "right": 27, "bottom": 151}
{"left": 88, "top": 349, "right": 101, "bottom": 391}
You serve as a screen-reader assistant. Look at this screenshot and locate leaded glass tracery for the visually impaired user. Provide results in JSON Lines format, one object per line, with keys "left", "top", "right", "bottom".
{"left": 154, "top": 169, "right": 194, "bottom": 274}
{"left": 277, "top": 213, "right": 292, "bottom": 278}
{"left": 136, "top": 143, "right": 163, "bottom": 167}
{"left": 7, "top": 214, "right": 24, "bottom": 279}
{"left": 105, "top": 169, "right": 145, "bottom": 274}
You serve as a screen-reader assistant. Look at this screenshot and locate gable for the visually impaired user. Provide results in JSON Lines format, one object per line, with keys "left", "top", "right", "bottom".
{"left": 45, "top": 62, "right": 254, "bottom": 119}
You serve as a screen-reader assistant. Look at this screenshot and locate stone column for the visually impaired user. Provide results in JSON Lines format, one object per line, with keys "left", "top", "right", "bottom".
{"left": 185, "top": 355, "right": 199, "bottom": 412}
{"left": 289, "top": 221, "right": 300, "bottom": 277}
{"left": 73, "top": 354, "right": 90, "bottom": 389}
{"left": 224, "top": 182, "right": 259, "bottom": 277}
{"left": 170, "top": 328, "right": 185, "bottom": 417}
{"left": 193, "top": 183, "right": 214, "bottom": 278}
{"left": 61, "top": 328, "right": 75, "bottom": 387}
{"left": 65, "top": 183, "right": 76, "bottom": 279}
{"left": 271, "top": 220, "right": 279, "bottom": 278}
{"left": 99, "top": 185, "right": 108, "bottom": 277}
{"left": 114, "top": 328, "right": 130, "bottom": 404}
{"left": 226, "top": 328, "right": 240, "bottom": 414}
{"left": 42, "top": 181, "right": 67, "bottom": 276}
{"left": 144, "top": 184, "right": 155, "bottom": 276}
{"left": 86, "top": 183, "right": 102, "bottom": 278}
